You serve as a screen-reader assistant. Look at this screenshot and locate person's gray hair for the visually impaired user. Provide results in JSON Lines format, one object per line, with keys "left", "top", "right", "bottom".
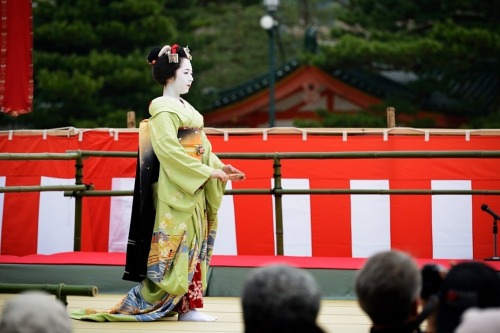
{"left": 0, "top": 291, "right": 72, "bottom": 333}
{"left": 241, "top": 264, "right": 321, "bottom": 332}
{"left": 355, "top": 250, "right": 421, "bottom": 326}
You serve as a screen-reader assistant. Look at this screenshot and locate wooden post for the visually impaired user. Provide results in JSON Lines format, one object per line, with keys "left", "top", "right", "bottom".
{"left": 386, "top": 107, "right": 395, "bottom": 128}
{"left": 127, "top": 111, "right": 136, "bottom": 128}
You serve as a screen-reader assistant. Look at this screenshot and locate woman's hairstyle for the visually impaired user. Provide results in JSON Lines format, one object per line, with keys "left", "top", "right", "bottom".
{"left": 147, "top": 44, "right": 192, "bottom": 85}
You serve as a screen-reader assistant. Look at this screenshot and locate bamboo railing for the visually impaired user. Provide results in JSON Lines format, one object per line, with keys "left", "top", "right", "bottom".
{"left": 1, "top": 149, "right": 500, "bottom": 255}
{"left": 0, "top": 283, "right": 98, "bottom": 306}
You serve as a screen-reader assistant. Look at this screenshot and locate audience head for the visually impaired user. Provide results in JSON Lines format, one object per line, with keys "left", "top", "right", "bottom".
{"left": 436, "top": 261, "right": 500, "bottom": 333}
{"left": 0, "top": 291, "right": 72, "bottom": 333}
{"left": 355, "top": 250, "right": 422, "bottom": 328}
{"left": 241, "top": 264, "right": 323, "bottom": 333}
{"left": 455, "top": 307, "right": 500, "bottom": 333}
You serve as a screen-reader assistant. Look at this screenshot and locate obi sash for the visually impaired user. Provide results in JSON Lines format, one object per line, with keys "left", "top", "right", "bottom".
{"left": 178, "top": 127, "right": 204, "bottom": 160}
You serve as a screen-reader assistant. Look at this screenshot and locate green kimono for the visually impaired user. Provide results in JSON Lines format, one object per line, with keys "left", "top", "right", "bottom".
{"left": 71, "top": 96, "right": 226, "bottom": 322}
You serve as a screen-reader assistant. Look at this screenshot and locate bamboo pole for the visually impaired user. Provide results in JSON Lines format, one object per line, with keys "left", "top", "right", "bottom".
{"left": 224, "top": 189, "right": 500, "bottom": 195}
{"left": 0, "top": 152, "right": 81, "bottom": 160}
{"left": 273, "top": 189, "right": 500, "bottom": 195}
{"left": 64, "top": 189, "right": 133, "bottom": 197}
{"left": 0, "top": 184, "right": 91, "bottom": 193}
{"left": 217, "top": 151, "right": 500, "bottom": 159}
{"left": 0, "top": 283, "right": 98, "bottom": 306}
{"left": 74, "top": 154, "right": 84, "bottom": 251}
{"left": 4, "top": 150, "right": 500, "bottom": 162}
{"left": 273, "top": 156, "right": 284, "bottom": 255}
{"left": 66, "top": 150, "right": 136, "bottom": 158}
{"left": 64, "top": 188, "right": 500, "bottom": 197}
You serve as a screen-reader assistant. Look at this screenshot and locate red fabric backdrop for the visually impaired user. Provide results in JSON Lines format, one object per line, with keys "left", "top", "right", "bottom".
{"left": 0, "top": 0, "right": 33, "bottom": 115}
{"left": 0, "top": 130, "right": 499, "bottom": 260}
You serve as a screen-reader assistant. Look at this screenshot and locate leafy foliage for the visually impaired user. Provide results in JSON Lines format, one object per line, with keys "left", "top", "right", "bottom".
{"left": 1, "top": 0, "right": 498, "bottom": 129}
{"left": 4, "top": 0, "right": 176, "bottom": 129}
{"left": 311, "top": 0, "right": 500, "bottom": 125}
{"left": 2, "top": 0, "right": 310, "bottom": 129}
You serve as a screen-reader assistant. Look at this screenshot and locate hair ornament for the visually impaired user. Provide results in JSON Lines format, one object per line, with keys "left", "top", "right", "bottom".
{"left": 167, "top": 44, "right": 179, "bottom": 63}
{"left": 184, "top": 46, "right": 192, "bottom": 60}
{"left": 151, "top": 44, "right": 192, "bottom": 64}
{"left": 158, "top": 45, "right": 171, "bottom": 57}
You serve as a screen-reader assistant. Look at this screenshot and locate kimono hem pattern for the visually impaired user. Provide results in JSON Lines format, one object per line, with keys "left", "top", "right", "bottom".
{"left": 70, "top": 96, "right": 226, "bottom": 322}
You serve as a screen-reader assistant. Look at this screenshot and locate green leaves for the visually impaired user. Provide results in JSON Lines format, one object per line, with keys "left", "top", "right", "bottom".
{"left": 3, "top": 0, "right": 496, "bottom": 129}
{"left": 24, "top": 0, "right": 175, "bottom": 128}
{"left": 316, "top": 0, "right": 500, "bottom": 126}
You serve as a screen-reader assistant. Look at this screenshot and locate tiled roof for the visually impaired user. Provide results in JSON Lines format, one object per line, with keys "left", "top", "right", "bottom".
{"left": 210, "top": 60, "right": 300, "bottom": 109}
{"left": 419, "top": 71, "right": 498, "bottom": 114}
{"left": 330, "top": 67, "right": 415, "bottom": 100}
{"left": 208, "top": 60, "right": 498, "bottom": 114}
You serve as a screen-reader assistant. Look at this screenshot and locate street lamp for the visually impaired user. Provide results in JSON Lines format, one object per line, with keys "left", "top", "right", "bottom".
{"left": 260, "top": 0, "right": 279, "bottom": 128}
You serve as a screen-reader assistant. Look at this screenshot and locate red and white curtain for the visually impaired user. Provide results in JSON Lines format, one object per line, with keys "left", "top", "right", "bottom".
{"left": 0, "top": 129, "right": 499, "bottom": 260}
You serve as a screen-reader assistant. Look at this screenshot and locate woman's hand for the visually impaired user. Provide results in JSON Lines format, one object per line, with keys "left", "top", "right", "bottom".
{"left": 222, "top": 164, "right": 246, "bottom": 181}
{"left": 210, "top": 169, "right": 229, "bottom": 182}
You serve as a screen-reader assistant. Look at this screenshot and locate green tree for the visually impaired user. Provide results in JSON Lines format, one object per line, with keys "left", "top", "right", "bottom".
{"left": 324, "top": 0, "right": 499, "bottom": 74}
{"left": 1, "top": 0, "right": 177, "bottom": 129}
{"left": 182, "top": 2, "right": 310, "bottom": 114}
{"left": 1, "top": 0, "right": 311, "bottom": 129}
{"left": 311, "top": 0, "right": 500, "bottom": 127}
{"left": 8, "top": 1, "right": 495, "bottom": 129}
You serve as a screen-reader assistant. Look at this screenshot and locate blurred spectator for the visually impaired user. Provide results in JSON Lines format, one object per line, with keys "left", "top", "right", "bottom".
{"left": 0, "top": 291, "right": 72, "bottom": 333}
{"left": 435, "top": 261, "right": 500, "bottom": 333}
{"left": 355, "top": 250, "right": 431, "bottom": 333}
{"left": 419, "top": 263, "right": 447, "bottom": 332}
{"left": 455, "top": 307, "right": 500, "bottom": 333}
{"left": 241, "top": 264, "right": 324, "bottom": 333}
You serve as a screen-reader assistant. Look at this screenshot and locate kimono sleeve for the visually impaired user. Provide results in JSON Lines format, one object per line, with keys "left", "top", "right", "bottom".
{"left": 149, "top": 111, "right": 213, "bottom": 195}
{"left": 200, "top": 131, "right": 226, "bottom": 221}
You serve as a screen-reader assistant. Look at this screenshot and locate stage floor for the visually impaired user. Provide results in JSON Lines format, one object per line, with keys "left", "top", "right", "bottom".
{"left": 0, "top": 253, "right": 493, "bottom": 332}
{"left": 1, "top": 253, "right": 499, "bottom": 298}
{"left": 0, "top": 294, "right": 373, "bottom": 333}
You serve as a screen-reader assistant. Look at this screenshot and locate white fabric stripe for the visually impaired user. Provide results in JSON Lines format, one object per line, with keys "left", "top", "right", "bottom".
{"left": 351, "top": 180, "right": 391, "bottom": 258}
{"left": 431, "top": 180, "right": 473, "bottom": 259}
{"left": 37, "top": 177, "right": 76, "bottom": 254}
{"left": 273, "top": 179, "right": 312, "bottom": 256}
{"left": 109, "top": 178, "right": 134, "bottom": 252}
{"left": 213, "top": 181, "right": 238, "bottom": 255}
{"left": 0, "top": 177, "right": 5, "bottom": 254}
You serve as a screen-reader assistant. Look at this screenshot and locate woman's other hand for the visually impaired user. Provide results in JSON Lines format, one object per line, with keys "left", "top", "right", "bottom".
{"left": 222, "top": 164, "right": 246, "bottom": 181}
{"left": 210, "top": 169, "right": 229, "bottom": 182}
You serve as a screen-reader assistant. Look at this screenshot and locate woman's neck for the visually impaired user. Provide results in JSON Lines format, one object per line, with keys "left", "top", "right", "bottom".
{"left": 162, "top": 85, "right": 180, "bottom": 99}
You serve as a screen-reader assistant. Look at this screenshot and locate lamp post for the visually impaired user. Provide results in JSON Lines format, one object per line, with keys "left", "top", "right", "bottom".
{"left": 260, "top": 0, "right": 279, "bottom": 128}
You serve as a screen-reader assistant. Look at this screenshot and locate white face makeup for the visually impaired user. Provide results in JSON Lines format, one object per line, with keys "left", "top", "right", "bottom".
{"left": 169, "top": 58, "right": 193, "bottom": 97}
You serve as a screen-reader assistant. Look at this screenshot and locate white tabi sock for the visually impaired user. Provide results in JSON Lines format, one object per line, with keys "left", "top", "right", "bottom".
{"left": 178, "top": 309, "right": 217, "bottom": 322}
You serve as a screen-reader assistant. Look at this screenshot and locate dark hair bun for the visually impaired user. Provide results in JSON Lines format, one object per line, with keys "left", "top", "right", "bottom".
{"left": 147, "top": 44, "right": 191, "bottom": 85}
{"left": 147, "top": 46, "right": 162, "bottom": 64}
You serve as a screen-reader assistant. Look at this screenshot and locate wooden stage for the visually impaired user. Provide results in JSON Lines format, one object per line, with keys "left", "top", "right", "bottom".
{"left": 0, "top": 253, "right": 496, "bottom": 332}
{"left": 0, "top": 294, "right": 372, "bottom": 333}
